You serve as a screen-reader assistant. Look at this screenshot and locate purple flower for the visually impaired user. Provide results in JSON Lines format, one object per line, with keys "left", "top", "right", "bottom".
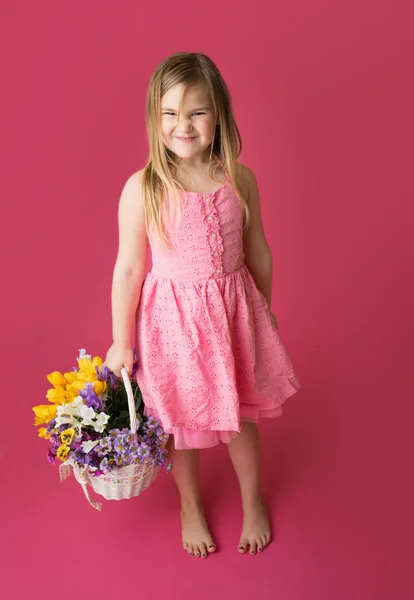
{"left": 114, "top": 434, "right": 125, "bottom": 446}
{"left": 49, "top": 433, "right": 61, "bottom": 452}
{"left": 100, "top": 457, "right": 110, "bottom": 472}
{"left": 122, "top": 452, "right": 132, "bottom": 464}
{"left": 98, "top": 437, "right": 112, "bottom": 451}
{"left": 137, "top": 444, "right": 151, "bottom": 460}
{"left": 146, "top": 416, "right": 158, "bottom": 430}
{"left": 129, "top": 441, "right": 139, "bottom": 454}
{"left": 58, "top": 423, "right": 71, "bottom": 432}
{"left": 47, "top": 449, "right": 56, "bottom": 464}
{"left": 79, "top": 383, "right": 103, "bottom": 411}
{"left": 73, "top": 449, "right": 90, "bottom": 465}
{"left": 46, "top": 419, "right": 56, "bottom": 434}
{"left": 88, "top": 454, "right": 101, "bottom": 469}
{"left": 95, "top": 444, "right": 108, "bottom": 457}
{"left": 97, "top": 365, "right": 118, "bottom": 388}
{"left": 114, "top": 437, "right": 130, "bottom": 456}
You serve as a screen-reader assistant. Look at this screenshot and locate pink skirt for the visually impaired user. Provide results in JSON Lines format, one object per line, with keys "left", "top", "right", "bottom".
{"left": 135, "top": 263, "right": 301, "bottom": 450}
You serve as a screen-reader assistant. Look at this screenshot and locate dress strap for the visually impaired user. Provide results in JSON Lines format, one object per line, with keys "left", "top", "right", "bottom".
{"left": 215, "top": 156, "right": 230, "bottom": 182}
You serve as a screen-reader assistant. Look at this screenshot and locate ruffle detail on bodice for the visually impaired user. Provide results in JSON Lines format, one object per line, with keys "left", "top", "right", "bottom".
{"left": 196, "top": 188, "right": 225, "bottom": 278}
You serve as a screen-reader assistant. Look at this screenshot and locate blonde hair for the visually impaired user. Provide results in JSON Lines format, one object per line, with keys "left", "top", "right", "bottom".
{"left": 141, "top": 52, "right": 250, "bottom": 249}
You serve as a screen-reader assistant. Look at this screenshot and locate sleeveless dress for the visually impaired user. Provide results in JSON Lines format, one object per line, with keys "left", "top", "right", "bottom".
{"left": 134, "top": 162, "right": 301, "bottom": 450}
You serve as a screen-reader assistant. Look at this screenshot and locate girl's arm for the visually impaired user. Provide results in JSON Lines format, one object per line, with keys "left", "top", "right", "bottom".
{"left": 111, "top": 170, "right": 148, "bottom": 345}
{"left": 241, "top": 165, "right": 274, "bottom": 309}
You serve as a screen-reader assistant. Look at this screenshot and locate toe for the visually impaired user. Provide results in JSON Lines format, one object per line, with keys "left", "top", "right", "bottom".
{"left": 194, "top": 546, "right": 201, "bottom": 558}
{"left": 265, "top": 532, "right": 272, "bottom": 545}
{"left": 199, "top": 543, "right": 207, "bottom": 558}
{"left": 238, "top": 538, "right": 248, "bottom": 554}
{"left": 208, "top": 543, "right": 216, "bottom": 553}
{"left": 250, "top": 541, "right": 257, "bottom": 555}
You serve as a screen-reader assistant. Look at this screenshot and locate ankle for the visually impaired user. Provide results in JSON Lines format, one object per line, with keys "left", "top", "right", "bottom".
{"left": 180, "top": 498, "right": 203, "bottom": 512}
{"left": 241, "top": 491, "right": 265, "bottom": 511}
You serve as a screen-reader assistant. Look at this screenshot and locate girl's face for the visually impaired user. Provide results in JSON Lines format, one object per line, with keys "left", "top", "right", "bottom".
{"left": 160, "top": 83, "right": 217, "bottom": 162}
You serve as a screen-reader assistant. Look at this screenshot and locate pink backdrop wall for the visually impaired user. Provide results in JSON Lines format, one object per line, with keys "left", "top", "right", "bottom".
{"left": 1, "top": 1, "right": 413, "bottom": 598}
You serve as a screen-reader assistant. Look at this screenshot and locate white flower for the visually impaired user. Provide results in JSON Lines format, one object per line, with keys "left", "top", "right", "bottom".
{"left": 56, "top": 402, "right": 78, "bottom": 417}
{"left": 81, "top": 440, "right": 100, "bottom": 454}
{"left": 55, "top": 401, "right": 81, "bottom": 427}
{"left": 93, "top": 412, "right": 109, "bottom": 433}
{"left": 72, "top": 396, "right": 85, "bottom": 410}
{"left": 79, "top": 405, "right": 96, "bottom": 426}
{"left": 78, "top": 348, "right": 91, "bottom": 360}
{"left": 55, "top": 415, "right": 72, "bottom": 427}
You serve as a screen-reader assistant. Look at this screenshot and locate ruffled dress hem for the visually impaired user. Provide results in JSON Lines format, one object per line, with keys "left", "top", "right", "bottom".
{"left": 144, "top": 376, "right": 301, "bottom": 450}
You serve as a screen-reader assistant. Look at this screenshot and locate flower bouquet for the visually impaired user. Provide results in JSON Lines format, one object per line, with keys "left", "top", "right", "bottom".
{"left": 33, "top": 349, "right": 171, "bottom": 510}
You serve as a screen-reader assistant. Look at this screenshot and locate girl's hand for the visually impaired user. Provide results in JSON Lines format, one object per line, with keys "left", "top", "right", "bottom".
{"left": 269, "top": 311, "right": 278, "bottom": 330}
{"left": 104, "top": 341, "right": 134, "bottom": 378}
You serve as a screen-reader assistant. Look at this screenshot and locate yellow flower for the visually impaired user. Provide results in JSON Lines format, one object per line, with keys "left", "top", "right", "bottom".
{"left": 78, "top": 355, "right": 103, "bottom": 376}
{"left": 57, "top": 444, "right": 70, "bottom": 461}
{"left": 33, "top": 404, "right": 57, "bottom": 426}
{"left": 67, "top": 372, "right": 96, "bottom": 389}
{"left": 60, "top": 428, "right": 75, "bottom": 445}
{"left": 64, "top": 377, "right": 106, "bottom": 398}
{"left": 38, "top": 427, "right": 50, "bottom": 439}
{"left": 63, "top": 384, "right": 82, "bottom": 401}
{"left": 63, "top": 371, "right": 81, "bottom": 385}
{"left": 93, "top": 380, "right": 106, "bottom": 395}
{"left": 45, "top": 386, "right": 71, "bottom": 405}
{"left": 64, "top": 370, "right": 97, "bottom": 386}
{"left": 46, "top": 371, "right": 67, "bottom": 388}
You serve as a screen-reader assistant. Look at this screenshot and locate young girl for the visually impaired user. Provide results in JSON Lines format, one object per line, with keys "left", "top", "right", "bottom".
{"left": 105, "top": 52, "right": 301, "bottom": 559}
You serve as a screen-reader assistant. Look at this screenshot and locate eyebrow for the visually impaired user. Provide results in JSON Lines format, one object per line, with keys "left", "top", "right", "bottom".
{"left": 161, "top": 106, "right": 210, "bottom": 111}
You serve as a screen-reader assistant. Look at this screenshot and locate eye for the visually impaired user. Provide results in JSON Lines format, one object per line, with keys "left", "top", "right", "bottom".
{"left": 162, "top": 111, "right": 206, "bottom": 117}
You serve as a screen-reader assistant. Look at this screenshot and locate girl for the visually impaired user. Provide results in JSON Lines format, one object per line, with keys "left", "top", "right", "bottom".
{"left": 105, "top": 52, "right": 301, "bottom": 559}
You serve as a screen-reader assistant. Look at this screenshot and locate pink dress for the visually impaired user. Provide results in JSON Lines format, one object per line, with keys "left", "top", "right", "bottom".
{"left": 134, "top": 165, "right": 301, "bottom": 450}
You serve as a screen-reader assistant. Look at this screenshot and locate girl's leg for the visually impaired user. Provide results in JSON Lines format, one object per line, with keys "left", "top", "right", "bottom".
{"left": 167, "top": 436, "right": 216, "bottom": 558}
{"left": 227, "top": 422, "right": 271, "bottom": 554}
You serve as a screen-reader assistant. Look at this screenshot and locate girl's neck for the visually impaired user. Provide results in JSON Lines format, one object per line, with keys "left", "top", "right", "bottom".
{"left": 173, "top": 156, "right": 227, "bottom": 193}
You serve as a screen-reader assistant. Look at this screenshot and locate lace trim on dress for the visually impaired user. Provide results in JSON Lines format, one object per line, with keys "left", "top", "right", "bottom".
{"left": 197, "top": 188, "right": 225, "bottom": 278}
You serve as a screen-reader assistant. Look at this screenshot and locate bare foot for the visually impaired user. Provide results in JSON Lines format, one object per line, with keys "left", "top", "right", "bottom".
{"left": 181, "top": 503, "right": 216, "bottom": 558}
{"left": 238, "top": 498, "right": 271, "bottom": 555}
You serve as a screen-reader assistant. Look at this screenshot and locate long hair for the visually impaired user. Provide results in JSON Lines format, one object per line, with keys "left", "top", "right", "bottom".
{"left": 142, "top": 52, "right": 250, "bottom": 249}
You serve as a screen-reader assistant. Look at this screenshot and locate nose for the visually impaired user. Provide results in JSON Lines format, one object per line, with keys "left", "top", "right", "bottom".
{"left": 176, "top": 114, "right": 192, "bottom": 133}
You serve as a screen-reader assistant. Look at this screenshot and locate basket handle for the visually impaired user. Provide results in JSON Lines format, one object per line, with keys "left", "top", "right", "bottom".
{"left": 120, "top": 367, "right": 137, "bottom": 434}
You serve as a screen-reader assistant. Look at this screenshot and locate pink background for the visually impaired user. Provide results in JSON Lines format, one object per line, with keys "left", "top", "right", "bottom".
{"left": 1, "top": 1, "right": 413, "bottom": 598}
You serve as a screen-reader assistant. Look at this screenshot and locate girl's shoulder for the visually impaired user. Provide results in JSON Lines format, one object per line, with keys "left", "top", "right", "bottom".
{"left": 235, "top": 162, "right": 256, "bottom": 203}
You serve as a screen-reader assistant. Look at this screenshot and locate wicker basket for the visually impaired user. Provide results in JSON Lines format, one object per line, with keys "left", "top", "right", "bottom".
{"left": 59, "top": 367, "right": 166, "bottom": 510}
